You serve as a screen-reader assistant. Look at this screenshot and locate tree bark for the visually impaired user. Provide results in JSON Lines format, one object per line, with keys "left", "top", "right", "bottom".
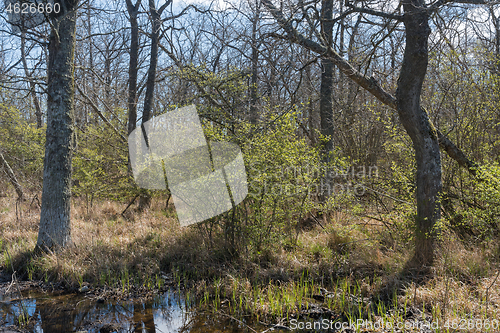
{"left": 396, "top": 0, "right": 440, "bottom": 267}
{"left": 319, "top": 0, "right": 334, "bottom": 155}
{"left": 126, "top": 0, "right": 141, "bottom": 136}
{"left": 36, "top": 0, "right": 78, "bottom": 251}
{"left": 138, "top": 0, "right": 171, "bottom": 210}
{"left": 143, "top": 0, "right": 170, "bottom": 126}
{"left": 249, "top": 0, "right": 261, "bottom": 124}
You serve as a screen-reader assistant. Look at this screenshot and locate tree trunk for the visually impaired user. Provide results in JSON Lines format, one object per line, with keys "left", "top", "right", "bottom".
{"left": 36, "top": 0, "right": 78, "bottom": 251}
{"left": 142, "top": 0, "right": 164, "bottom": 127}
{"left": 262, "top": 0, "right": 450, "bottom": 267}
{"left": 249, "top": 0, "right": 261, "bottom": 124}
{"left": 141, "top": 0, "right": 171, "bottom": 141}
{"left": 396, "top": 0, "right": 441, "bottom": 267}
{"left": 262, "top": 0, "right": 476, "bottom": 176}
{"left": 138, "top": 0, "right": 171, "bottom": 210}
{"left": 319, "top": 0, "right": 334, "bottom": 155}
{"left": 126, "top": 0, "right": 141, "bottom": 136}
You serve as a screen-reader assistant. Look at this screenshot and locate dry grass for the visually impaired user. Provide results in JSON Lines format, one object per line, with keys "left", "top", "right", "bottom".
{"left": 1, "top": 191, "right": 500, "bottom": 331}
{"left": 1, "top": 193, "right": 185, "bottom": 288}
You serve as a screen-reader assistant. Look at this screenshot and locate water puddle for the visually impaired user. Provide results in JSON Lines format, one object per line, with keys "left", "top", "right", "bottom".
{"left": 0, "top": 286, "right": 260, "bottom": 332}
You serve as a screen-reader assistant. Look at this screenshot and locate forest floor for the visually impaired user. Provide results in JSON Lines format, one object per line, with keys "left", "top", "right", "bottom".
{"left": 1, "top": 193, "right": 500, "bottom": 332}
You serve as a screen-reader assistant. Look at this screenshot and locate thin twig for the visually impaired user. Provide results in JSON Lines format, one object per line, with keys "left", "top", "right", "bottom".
{"left": 310, "top": 214, "right": 326, "bottom": 230}
{"left": 216, "top": 311, "right": 259, "bottom": 333}
{"left": 485, "top": 269, "right": 500, "bottom": 315}
{"left": 121, "top": 194, "right": 139, "bottom": 216}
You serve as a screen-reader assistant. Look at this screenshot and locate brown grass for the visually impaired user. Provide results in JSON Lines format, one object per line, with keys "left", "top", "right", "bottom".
{"left": 1, "top": 191, "right": 500, "bottom": 331}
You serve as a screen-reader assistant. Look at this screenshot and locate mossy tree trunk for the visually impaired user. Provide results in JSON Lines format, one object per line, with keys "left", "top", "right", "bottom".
{"left": 36, "top": 0, "right": 79, "bottom": 251}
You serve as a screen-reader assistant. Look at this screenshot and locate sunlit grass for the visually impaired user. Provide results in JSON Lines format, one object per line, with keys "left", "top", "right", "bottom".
{"left": 1, "top": 193, "right": 500, "bottom": 331}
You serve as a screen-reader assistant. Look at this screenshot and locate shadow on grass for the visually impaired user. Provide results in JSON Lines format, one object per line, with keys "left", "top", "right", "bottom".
{"left": 370, "top": 253, "right": 434, "bottom": 310}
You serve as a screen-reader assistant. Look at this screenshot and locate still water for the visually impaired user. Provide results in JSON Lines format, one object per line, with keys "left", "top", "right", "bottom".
{"left": 0, "top": 287, "right": 260, "bottom": 333}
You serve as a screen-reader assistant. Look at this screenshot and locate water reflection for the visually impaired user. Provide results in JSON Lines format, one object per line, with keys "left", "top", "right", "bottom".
{"left": 0, "top": 288, "right": 250, "bottom": 333}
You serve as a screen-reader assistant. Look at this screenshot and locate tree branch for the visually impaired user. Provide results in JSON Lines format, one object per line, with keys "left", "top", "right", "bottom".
{"left": 262, "top": 0, "right": 478, "bottom": 175}
{"left": 428, "top": 0, "right": 500, "bottom": 12}
{"left": 344, "top": 1, "right": 403, "bottom": 21}
{"left": 0, "top": 151, "right": 24, "bottom": 200}
{"left": 75, "top": 83, "right": 127, "bottom": 143}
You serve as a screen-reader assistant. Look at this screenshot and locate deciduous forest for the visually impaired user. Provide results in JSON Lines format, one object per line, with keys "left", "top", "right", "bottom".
{"left": 1, "top": 0, "right": 500, "bottom": 331}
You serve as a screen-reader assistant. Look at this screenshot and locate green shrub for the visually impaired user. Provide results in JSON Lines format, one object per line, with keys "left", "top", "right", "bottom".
{"left": 459, "top": 163, "right": 500, "bottom": 240}
{"left": 0, "top": 104, "right": 45, "bottom": 188}
{"left": 72, "top": 109, "right": 133, "bottom": 202}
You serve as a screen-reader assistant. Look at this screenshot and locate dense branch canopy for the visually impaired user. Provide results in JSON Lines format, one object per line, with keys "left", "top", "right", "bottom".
{"left": 262, "top": 0, "right": 478, "bottom": 175}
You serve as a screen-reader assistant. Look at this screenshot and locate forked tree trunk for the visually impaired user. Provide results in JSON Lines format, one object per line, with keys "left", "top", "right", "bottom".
{"left": 138, "top": 0, "right": 171, "bottom": 211}
{"left": 36, "top": 0, "right": 78, "bottom": 251}
{"left": 139, "top": 0, "right": 162, "bottom": 211}
{"left": 397, "top": 0, "right": 441, "bottom": 267}
{"left": 142, "top": 0, "right": 167, "bottom": 126}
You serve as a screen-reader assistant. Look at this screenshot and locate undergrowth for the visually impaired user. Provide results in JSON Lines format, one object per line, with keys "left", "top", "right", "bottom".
{"left": 1, "top": 193, "right": 499, "bottom": 332}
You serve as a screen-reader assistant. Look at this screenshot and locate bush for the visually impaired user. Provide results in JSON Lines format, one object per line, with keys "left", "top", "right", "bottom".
{"left": 72, "top": 110, "right": 133, "bottom": 203}
{"left": 200, "top": 106, "right": 343, "bottom": 256}
{"left": 0, "top": 104, "right": 45, "bottom": 190}
{"left": 459, "top": 163, "right": 500, "bottom": 240}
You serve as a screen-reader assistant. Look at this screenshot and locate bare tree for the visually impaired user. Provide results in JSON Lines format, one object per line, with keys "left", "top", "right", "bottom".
{"left": 138, "top": 0, "right": 172, "bottom": 210}
{"left": 249, "top": 0, "right": 261, "bottom": 124}
{"left": 395, "top": 0, "right": 440, "bottom": 266}
{"left": 142, "top": 0, "right": 172, "bottom": 126}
